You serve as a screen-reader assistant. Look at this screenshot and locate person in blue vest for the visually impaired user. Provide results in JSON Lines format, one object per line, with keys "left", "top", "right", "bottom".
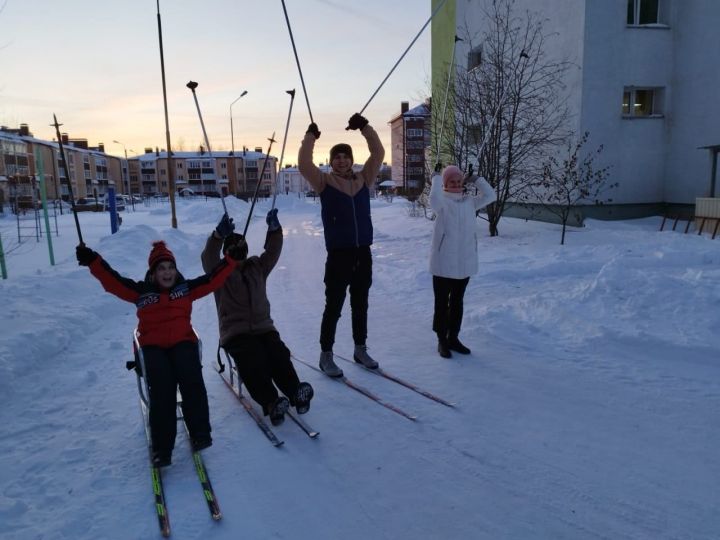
{"left": 298, "top": 113, "right": 385, "bottom": 377}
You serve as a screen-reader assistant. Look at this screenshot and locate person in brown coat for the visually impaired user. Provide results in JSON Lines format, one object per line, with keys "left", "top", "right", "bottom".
{"left": 201, "top": 210, "right": 313, "bottom": 425}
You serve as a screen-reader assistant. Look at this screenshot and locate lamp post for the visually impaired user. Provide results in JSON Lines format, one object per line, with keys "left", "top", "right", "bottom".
{"left": 230, "top": 91, "right": 248, "bottom": 194}
{"left": 112, "top": 140, "right": 135, "bottom": 210}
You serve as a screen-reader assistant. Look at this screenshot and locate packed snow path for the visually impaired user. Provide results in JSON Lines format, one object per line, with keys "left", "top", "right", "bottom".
{"left": 0, "top": 195, "right": 718, "bottom": 539}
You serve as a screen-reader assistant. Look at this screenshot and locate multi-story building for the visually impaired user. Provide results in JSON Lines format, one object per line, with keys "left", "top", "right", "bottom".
{"left": 432, "top": 0, "right": 720, "bottom": 218}
{"left": 389, "top": 101, "right": 431, "bottom": 191}
{"left": 129, "top": 147, "right": 277, "bottom": 198}
{"left": 277, "top": 163, "right": 385, "bottom": 196}
{"left": 0, "top": 124, "right": 123, "bottom": 207}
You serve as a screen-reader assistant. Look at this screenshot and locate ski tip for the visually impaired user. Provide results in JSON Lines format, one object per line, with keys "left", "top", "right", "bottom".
{"left": 274, "top": 440, "right": 285, "bottom": 447}
{"left": 308, "top": 432, "right": 320, "bottom": 438}
{"left": 212, "top": 512, "right": 223, "bottom": 521}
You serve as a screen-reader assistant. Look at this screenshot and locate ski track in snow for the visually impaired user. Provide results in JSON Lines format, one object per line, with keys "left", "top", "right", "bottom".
{"left": 0, "top": 195, "right": 719, "bottom": 539}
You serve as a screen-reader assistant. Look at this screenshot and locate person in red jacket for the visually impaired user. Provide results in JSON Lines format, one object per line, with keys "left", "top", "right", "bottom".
{"left": 75, "top": 236, "right": 239, "bottom": 467}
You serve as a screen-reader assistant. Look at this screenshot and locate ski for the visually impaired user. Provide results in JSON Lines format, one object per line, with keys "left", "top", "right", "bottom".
{"left": 139, "top": 400, "right": 172, "bottom": 537}
{"left": 334, "top": 354, "right": 456, "bottom": 408}
{"left": 291, "top": 354, "right": 417, "bottom": 422}
{"left": 286, "top": 409, "right": 320, "bottom": 438}
{"left": 180, "top": 419, "right": 222, "bottom": 520}
{"left": 150, "top": 462, "right": 171, "bottom": 537}
{"left": 217, "top": 366, "right": 285, "bottom": 447}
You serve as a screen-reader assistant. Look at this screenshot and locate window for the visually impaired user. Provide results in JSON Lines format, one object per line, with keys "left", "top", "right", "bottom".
{"left": 627, "top": 0, "right": 669, "bottom": 26}
{"left": 622, "top": 87, "right": 664, "bottom": 117}
{"left": 467, "top": 46, "right": 482, "bottom": 71}
{"left": 406, "top": 128, "right": 423, "bottom": 138}
{"left": 407, "top": 154, "right": 423, "bottom": 162}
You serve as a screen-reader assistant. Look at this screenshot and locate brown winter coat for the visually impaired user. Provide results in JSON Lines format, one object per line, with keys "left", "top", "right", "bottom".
{"left": 201, "top": 230, "right": 282, "bottom": 345}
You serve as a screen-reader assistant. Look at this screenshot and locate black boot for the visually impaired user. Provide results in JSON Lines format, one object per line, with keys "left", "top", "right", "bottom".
{"left": 447, "top": 337, "right": 471, "bottom": 355}
{"left": 191, "top": 435, "right": 212, "bottom": 452}
{"left": 152, "top": 450, "right": 172, "bottom": 468}
{"left": 437, "top": 340, "right": 452, "bottom": 358}
{"left": 269, "top": 396, "right": 290, "bottom": 426}
{"left": 294, "top": 382, "right": 314, "bottom": 414}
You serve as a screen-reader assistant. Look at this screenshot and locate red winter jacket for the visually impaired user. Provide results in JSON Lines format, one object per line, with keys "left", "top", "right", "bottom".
{"left": 88, "top": 255, "right": 236, "bottom": 348}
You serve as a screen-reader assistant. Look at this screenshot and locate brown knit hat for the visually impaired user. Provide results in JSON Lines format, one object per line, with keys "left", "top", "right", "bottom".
{"left": 330, "top": 143, "right": 353, "bottom": 162}
{"left": 148, "top": 241, "right": 176, "bottom": 271}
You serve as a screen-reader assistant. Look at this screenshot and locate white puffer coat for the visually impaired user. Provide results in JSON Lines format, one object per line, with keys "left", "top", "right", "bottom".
{"left": 429, "top": 174, "right": 497, "bottom": 279}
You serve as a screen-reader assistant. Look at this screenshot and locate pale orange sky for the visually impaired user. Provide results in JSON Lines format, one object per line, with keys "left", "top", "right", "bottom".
{"left": 0, "top": 0, "right": 433, "bottom": 165}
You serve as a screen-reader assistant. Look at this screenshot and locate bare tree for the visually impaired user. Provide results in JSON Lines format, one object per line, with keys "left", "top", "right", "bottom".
{"left": 433, "top": 0, "right": 572, "bottom": 235}
{"left": 531, "top": 131, "right": 616, "bottom": 245}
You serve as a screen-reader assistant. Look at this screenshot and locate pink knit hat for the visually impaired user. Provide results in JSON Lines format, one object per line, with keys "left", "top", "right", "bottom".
{"left": 442, "top": 165, "right": 463, "bottom": 188}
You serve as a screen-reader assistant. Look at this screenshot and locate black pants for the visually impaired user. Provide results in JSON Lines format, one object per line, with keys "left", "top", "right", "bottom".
{"left": 320, "top": 246, "right": 372, "bottom": 351}
{"left": 142, "top": 341, "right": 210, "bottom": 455}
{"left": 432, "top": 275, "right": 470, "bottom": 342}
{"left": 225, "top": 331, "right": 301, "bottom": 415}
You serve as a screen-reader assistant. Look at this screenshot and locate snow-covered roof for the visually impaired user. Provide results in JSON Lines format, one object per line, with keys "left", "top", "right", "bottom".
{"left": 135, "top": 151, "right": 275, "bottom": 161}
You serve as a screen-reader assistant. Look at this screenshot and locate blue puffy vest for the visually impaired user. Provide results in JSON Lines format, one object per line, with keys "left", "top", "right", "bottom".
{"left": 320, "top": 184, "right": 373, "bottom": 250}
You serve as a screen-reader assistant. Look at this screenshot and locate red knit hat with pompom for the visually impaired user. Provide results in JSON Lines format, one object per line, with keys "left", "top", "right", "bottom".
{"left": 148, "top": 241, "right": 176, "bottom": 271}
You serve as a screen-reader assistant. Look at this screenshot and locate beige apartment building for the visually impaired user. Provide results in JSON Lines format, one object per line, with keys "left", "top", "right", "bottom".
{"left": 129, "top": 146, "right": 277, "bottom": 198}
{"left": 0, "top": 124, "right": 124, "bottom": 208}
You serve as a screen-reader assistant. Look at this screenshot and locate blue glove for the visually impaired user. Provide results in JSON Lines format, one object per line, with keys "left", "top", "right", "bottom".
{"left": 215, "top": 213, "right": 235, "bottom": 238}
{"left": 266, "top": 209, "right": 281, "bottom": 232}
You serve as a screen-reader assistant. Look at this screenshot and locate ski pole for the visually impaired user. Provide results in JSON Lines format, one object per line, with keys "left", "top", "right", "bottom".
{"left": 186, "top": 80, "right": 229, "bottom": 214}
{"left": 280, "top": 0, "right": 314, "bottom": 123}
{"left": 242, "top": 133, "right": 277, "bottom": 237}
{"left": 435, "top": 35, "right": 462, "bottom": 169}
{"left": 51, "top": 114, "right": 84, "bottom": 244}
{"left": 358, "top": 0, "right": 448, "bottom": 116}
{"left": 272, "top": 89, "right": 296, "bottom": 210}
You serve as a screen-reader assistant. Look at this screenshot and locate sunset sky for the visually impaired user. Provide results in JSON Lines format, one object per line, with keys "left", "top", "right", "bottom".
{"left": 0, "top": 0, "right": 433, "bottom": 165}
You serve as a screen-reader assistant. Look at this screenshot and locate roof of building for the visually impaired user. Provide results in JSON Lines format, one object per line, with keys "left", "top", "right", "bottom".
{"left": 134, "top": 150, "right": 274, "bottom": 161}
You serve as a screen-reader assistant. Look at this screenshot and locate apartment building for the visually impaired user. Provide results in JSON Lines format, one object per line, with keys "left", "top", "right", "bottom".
{"left": 0, "top": 124, "right": 123, "bottom": 207}
{"left": 432, "top": 0, "right": 720, "bottom": 218}
{"left": 129, "top": 147, "right": 277, "bottom": 198}
{"left": 389, "top": 101, "right": 431, "bottom": 191}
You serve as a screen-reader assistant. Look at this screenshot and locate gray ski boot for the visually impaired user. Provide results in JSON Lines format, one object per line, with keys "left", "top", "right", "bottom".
{"left": 319, "top": 351, "right": 343, "bottom": 378}
{"left": 353, "top": 345, "right": 379, "bottom": 369}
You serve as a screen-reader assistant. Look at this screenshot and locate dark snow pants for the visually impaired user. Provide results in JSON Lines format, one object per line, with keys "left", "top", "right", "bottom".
{"left": 320, "top": 246, "right": 372, "bottom": 352}
{"left": 432, "top": 275, "right": 470, "bottom": 342}
{"left": 141, "top": 341, "right": 210, "bottom": 455}
{"left": 225, "top": 331, "right": 301, "bottom": 415}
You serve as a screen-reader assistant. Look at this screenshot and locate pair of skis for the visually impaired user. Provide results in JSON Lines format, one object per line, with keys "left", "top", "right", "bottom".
{"left": 139, "top": 399, "right": 221, "bottom": 537}
{"left": 216, "top": 349, "right": 319, "bottom": 447}
{"left": 292, "top": 352, "right": 455, "bottom": 422}
{"left": 132, "top": 330, "right": 220, "bottom": 537}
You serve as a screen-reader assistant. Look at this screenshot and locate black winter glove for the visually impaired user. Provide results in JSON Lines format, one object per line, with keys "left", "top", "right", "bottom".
{"left": 266, "top": 208, "right": 281, "bottom": 232}
{"left": 76, "top": 244, "right": 98, "bottom": 266}
{"left": 307, "top": 123, "right": 321, "bottom": 139}
{"left": 434, "top": 162, "right": 443, "bottom": 173}
{"left": 346, "top": 113, "right": 369, "bottom": 131}
{"left": 215, "top": 213, "right": 235, "bottom": 238}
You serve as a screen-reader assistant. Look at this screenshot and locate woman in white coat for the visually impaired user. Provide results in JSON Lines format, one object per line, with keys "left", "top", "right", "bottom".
{"left": 429, "top": 165, "right": 497, "bottom": 358}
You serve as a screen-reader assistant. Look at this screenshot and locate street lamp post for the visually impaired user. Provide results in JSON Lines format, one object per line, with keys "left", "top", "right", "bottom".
{"left": 230, "top": 90, "right": 248, "bottom": 193}
{"left": 113, "top": 140, "right": 135, "bottom": 210}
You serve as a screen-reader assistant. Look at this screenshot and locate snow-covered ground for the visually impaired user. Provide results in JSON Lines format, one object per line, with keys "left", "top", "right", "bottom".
{"left": 0, "top": 195, "right": 718, "bottom": 540}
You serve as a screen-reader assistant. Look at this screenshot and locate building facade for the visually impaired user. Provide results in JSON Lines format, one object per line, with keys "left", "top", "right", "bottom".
{"left": 0, "top": 124, "right": 123, "bottom": 207}
{"left": 389, "top": 101, "right": 431, "bottom": 191}
{"left": 129, "top": 147, "right": 277, "bottom": 198}
{"left": 432, "top": 0, "right": 720, "bottom": 217}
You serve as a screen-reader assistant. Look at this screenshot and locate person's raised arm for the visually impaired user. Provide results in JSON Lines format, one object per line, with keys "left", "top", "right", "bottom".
{"left": 77, "top": 244, "right": 142, "bottom": 303}
{"left": 347, "top": 113, "right": 385, "bottom": 188}
{"left": 260, "top": 209, "right": 283, "bottom": 276}
{"left": 298, "top": 122, "right": 325, "bottom": 193}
